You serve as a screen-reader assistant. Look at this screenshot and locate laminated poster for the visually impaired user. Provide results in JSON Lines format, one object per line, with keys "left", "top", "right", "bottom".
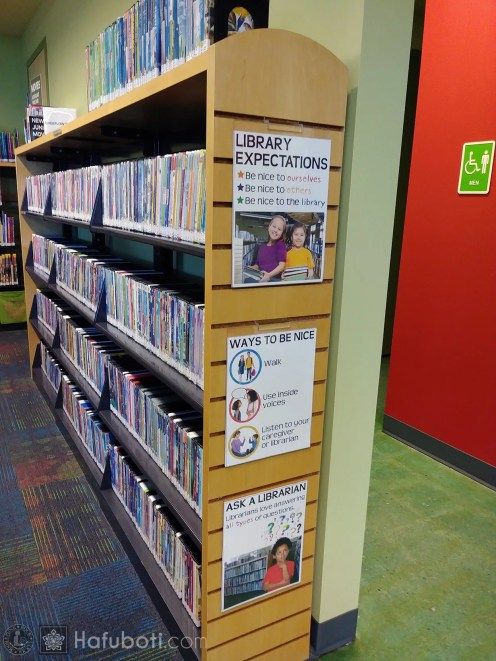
{"left": 225, "top": 329, "right": 316, "bottom": 466}
{"left": 222, "top": 480, "right": 307, "bottom": 611}
{"left": 232, "top": 130, "right": 331, "bottom": 287}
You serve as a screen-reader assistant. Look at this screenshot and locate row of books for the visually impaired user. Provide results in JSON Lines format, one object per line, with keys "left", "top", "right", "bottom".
{"left": 62, "top": 374, "right": 113, "bottom": 471}
{"left": 102, "top": 151, "right": 206, "bottom": 243}
{"left": 0, "top": 130, "right": 18, "bottom": 162}
{"left": 109, "top": 443, "right": 201, "bottom": 624}
{"left": 52, "top": 165, "right": 101, "bottom": 221}
{"left": 0, "top": 213, "right": 15, "bottom": 245}
{"left": 40, "top": 342, "right": 63, "bottom": 392}
{"left": 224, "top": 570, "right": 265, "bottom": 588}
{"left": 108, "top": 354, "right": 202, "bottom": 513}
{"left": 224, "top": 557, "right": 266, "bottom": 578}
{"left": 31, "top": 235, "right": 204, "bottom": 385}
{"left": 26, "top": 173, "right": 51, "bottom": 214}
{"left": 0, "top": 253, "right": 19, "bottom": 286}
{"left": 59, "top": 313, "right": 123, "bottom": 395}
{"left": 36, "top": 288, "right": 203, "bottom": 513}
{"left": 25, "top": 150, "right": 206, "bottom": 244}
{"left": 39, "top": 339, "right": 201, "bottom": 623}
{"left": 85, "top": 0, "right": 212, "bottom": 111}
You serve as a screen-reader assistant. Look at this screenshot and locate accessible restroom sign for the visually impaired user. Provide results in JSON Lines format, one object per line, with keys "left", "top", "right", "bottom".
{"left": 458, "top": 141, "right": 494, "bottom": 194}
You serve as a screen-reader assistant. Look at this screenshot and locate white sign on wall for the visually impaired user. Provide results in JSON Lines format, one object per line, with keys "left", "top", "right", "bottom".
{"left": 232, "top": 130, "right": 331, "bottom": 287}
{"left": 222, "top": 480, "right": 307, "bottom": 611}
{"left": 225, "top": 328, "right": 316, "bottom": 466}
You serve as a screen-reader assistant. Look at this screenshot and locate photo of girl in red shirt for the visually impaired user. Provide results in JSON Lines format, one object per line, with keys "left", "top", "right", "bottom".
{"left": 262, "top": 537, "right": 295, "bottom": 592}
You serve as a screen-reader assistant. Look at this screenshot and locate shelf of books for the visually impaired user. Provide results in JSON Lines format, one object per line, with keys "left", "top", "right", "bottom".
{"left": 0, "top": 161, "right": 25, "bottom": 327}
{"left": 16, "top": 28, "right": 347, "bottom": 660}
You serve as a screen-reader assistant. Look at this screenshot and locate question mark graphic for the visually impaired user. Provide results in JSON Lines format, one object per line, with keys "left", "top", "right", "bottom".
{"left": 282, "top": 523, "right": 290, "bottom": 532}
{"left": 296, "top": 523, "right": 302, "bottom": 534}
{"left": 267, "top": 522, "right": 274, "bottom": 534}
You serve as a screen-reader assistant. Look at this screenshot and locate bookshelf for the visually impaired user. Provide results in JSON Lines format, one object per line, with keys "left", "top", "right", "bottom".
{"left": 0, "top": 163, "right": 25, "bottom": 327}
{"left": 16, "top": 29, "right": 347, "bottom": 659}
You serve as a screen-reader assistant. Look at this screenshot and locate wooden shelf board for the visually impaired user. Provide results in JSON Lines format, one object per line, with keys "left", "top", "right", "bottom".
{"left": 0, "top": 162, "right": 15, "bottom": 169}
{"left": 92, "top": 224, "right": 205, "bottom": 256}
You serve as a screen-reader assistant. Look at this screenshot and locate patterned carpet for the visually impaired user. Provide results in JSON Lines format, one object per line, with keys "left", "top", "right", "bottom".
{"left": 0, "top": 331, "right": 184, "bottom": 660}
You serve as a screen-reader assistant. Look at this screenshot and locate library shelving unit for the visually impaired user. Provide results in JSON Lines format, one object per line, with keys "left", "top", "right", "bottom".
{"left": 0, "top": 162, "right": 25, "bottom": 328}
{"left": 16, "top": 29, "right": 347, "bottom": 660}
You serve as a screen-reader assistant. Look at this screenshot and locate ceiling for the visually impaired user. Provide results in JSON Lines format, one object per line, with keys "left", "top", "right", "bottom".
{"left": 0, "top": 0, "right": 43, "bottom": 38}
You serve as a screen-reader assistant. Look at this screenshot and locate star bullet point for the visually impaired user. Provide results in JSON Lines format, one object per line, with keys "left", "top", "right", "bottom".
{"left": 237, "top": 171, "right": 244, "bottom": 178}
{"left": 237, "top": 183, "right": 244, "bottom": 191}
{"left": 237, "top": 196, "right": 244, "bottom": 204}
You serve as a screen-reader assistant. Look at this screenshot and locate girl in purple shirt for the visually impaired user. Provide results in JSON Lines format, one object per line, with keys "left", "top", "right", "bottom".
{"left": 252, "top": 215, "right": 287, "bottom": 282}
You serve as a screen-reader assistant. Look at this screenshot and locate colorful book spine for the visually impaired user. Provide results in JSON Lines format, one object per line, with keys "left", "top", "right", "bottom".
{"left": 0, "top": 130, "right": 18, "bottom": 161}
{"left": 26, "top": 173, "right": 51, "bottom": 213}
{"left": 0, "top": 253, "right": 18, "bottom": 285}
{"left": 61, "top": 373, "right": 112, "bottom": 470}
{"left": 0, "top": 212, "right": 15, "bottom": 246}
{"left": 109, "top": 443, "right": 201, "bottom": 624}
{"left": 51, "top": 165, "right": 101, "bottom": 221}
{"left": 40, "top": 343, "right": 63, "bottom": 392}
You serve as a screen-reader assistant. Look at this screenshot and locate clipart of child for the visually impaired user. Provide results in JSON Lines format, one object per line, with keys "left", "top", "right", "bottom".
{"left": 284, "top": 222, "right": 315, "bottom": 280}
{"left": 251, "top": 215, "right": 287, "bottom": 282}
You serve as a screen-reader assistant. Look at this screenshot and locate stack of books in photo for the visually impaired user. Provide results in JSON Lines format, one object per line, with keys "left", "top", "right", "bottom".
{"left": 223, "top": 550, "right": 267, "bottom": 596}
{"left": 61, "top": 373, "right": 113, "bottom": 471}
{"left": 0, "top": 130, "right": 18, "bottom": 161}
{"left": 51, "top": 165, "right": 101, "bottom": 222}
{"left": 0, "top": 253, "right": 19, "bottom": 286}
{"left": 59, "top": 312, "right": 123, "bottom": 394}
{"left": 108, "top": 354, "right": 202, "bottom": 513}
{"left": 85, "top": 0, "right": 213, "bottom": 110}
{"left": 40, "top": 342, "right": 63, "bottom": 392}
{"left": 26, "top": 173, "right": 51, "bottom": 213}
{"left": 102, "top": 151, "right": 206, "bottom": 243}
{"left": 109, "top": 443, "right": 201, "bottom": 624}
{"left": 0, "top": 213, "right": 15, "bottom": 246}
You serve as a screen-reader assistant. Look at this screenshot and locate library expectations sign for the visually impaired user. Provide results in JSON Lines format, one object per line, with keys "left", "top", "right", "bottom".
{"left": 225, "top": 329, "right": 316, "bottom": 466}
{"left": 222, "top": 480, "right": 307, "bottom": 611}
{"left": 232, "top": 130, "right": 331, "bottom": 287}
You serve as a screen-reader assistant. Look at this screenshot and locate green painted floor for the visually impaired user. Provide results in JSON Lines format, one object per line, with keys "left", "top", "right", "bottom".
{"left": 324, "top": 361, "right": 495, "bottom": 660}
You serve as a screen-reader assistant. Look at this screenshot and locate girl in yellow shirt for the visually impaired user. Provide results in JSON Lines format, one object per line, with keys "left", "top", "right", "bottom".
{"left": 283, "top": 222, "right": 315, "bottom": 280}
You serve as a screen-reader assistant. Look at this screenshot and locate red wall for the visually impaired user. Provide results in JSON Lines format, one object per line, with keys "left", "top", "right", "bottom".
{"left": 386, "top": 0, "right": 496, "bottom": 467}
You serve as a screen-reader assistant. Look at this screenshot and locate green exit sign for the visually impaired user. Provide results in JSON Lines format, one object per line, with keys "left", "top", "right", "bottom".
{"left": 458, "top": 141, "right": 494, "bottom": 194}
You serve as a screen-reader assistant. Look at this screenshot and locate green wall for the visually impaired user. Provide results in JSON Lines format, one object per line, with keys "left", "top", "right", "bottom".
{"left": 0, "top": 36, "right": 26, "bottom": 135}
{"left": 21, "top": 0, "right": 132, "bottom": 116}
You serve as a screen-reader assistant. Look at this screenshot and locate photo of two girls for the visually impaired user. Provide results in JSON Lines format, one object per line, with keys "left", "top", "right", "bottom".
{"left": 232, "top": 211, "right": 326, "bottom": 287}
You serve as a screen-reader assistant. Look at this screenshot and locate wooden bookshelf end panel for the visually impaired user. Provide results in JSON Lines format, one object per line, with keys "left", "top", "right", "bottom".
{"left": 214, "top": 29, "right": 348, "bottom": 127}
